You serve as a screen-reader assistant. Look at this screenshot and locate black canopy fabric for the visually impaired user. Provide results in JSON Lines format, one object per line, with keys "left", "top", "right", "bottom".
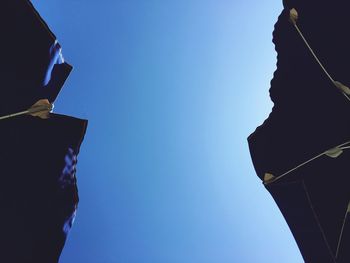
{"left": 0, "top": 1, "right": 88, "bottom": 262}
{"left": 248, "top": 1, "right": 350, "bottom": 263}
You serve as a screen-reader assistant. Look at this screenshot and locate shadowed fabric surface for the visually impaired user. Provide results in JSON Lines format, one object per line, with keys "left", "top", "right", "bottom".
{"left": 248, "top": 1, "right": 350, "bottom": 262}
{"left": 0, "top": 0, "right": 72, "bottom": 116}
{"left": 0, "top": 0, "right": 88, "bottom": 262}
{"left": 0, "top": 114, "right": 87, "bottom": 262}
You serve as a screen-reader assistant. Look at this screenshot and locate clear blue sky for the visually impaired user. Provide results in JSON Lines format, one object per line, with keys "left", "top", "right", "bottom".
{"left": 31, "top": 1, "right": 304, "bottom": 262}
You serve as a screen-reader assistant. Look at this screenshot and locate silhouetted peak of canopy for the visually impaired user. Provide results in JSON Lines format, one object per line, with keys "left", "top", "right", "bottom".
{"left": 248, "top": 2, "right": 350, "bottom": 263}
{"left": 0, "top": 0, "right": 72, "bottom": 116}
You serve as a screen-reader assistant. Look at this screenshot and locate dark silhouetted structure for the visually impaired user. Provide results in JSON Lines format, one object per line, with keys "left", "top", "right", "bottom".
{"left": 0, "top": 1, "right": 87, "bottom": 262}
{"left": 248, "top": 1, "right": 350, "bottom": 262}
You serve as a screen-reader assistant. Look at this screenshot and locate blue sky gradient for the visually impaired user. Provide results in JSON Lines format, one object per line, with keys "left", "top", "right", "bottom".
{"left": 31, "top": 1, "right": 303, "bottom": 262}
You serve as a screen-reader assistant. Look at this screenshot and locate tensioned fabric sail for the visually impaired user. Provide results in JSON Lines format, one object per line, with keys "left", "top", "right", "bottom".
{"left": 0, "top": 1, "right": 87, "bottom": 262}
{"left": 248, "top": 1, "right": 350, "bottom": 262}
